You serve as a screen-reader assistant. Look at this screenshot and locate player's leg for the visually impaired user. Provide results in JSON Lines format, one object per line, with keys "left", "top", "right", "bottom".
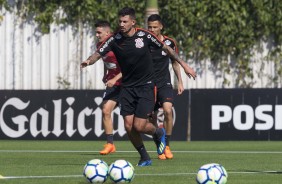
{"left": 120, "top": 87, "right": 152, "bottom": 166}
{"left": 100, "top": 99, "right": 117, "bottom": 155}
{"left": 162, "top": 101, "right": 174, "bottom": 159}
{"left": 157, "top": 85, "right": 174, "bottom": 159}
{"left": 124, "top": 115, "right": 152, "bottom": 166}
{"left": 135, "top": 84, "right": 166, "bottom": 156}
{"left": 149, "top": 84, "right": 159, "bottom": 128}
{"left": 100, "top": 86, "right": 120, "bottom": 155}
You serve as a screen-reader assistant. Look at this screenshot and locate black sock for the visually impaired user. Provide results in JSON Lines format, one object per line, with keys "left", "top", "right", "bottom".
{"left": 153, "top": 128, "right": 163, "bottom": 140}
{"left": 106, "top": 134, "right": 113, "bottom": 144}
{"left": 165, "top": 135, "right": 171, "bottom": 146}
{"left": 136, "top": 145, "right": 150, "bottom": 161}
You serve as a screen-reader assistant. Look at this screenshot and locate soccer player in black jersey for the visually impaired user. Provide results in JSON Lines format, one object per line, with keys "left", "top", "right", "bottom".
{"left": 81, "top": 7, "right": 196, "bottom": 166}
{"left": 147, "top": 14, "right": 185, "bottom": 160}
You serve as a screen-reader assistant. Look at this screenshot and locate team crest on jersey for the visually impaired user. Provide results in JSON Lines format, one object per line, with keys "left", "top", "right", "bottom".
{"left": 115, "top": 33, "right": 122, "bottom": 39}
{"left": 137, "top": 31, "right": 145, "bottom": 37}
{"left": 165, "top": 40, "right": 172, "bottom": 45}
{"left": 135, "top": 38, "right": 144, "bottom": 48}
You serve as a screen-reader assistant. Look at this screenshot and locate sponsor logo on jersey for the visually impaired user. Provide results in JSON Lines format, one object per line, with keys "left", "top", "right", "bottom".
{"left": 150, "top": 36, "right": 162, "bottom": 47}
{"left": 165, "top": 39, "right": 172, "bottom": 45}
{"left": 137, "top": 31, "right": 145, "bottom": 37}
{"left": 115, "top": 33, "right": 122, "bottom": 39}
{"left": 135, "top": 38, "right": 144, "bottom": 48}
{"left": 100, "top": 37, "right": 114, "bottom": 52}
{"left": 104, "top": 62, "right": 117, "bottom": 69}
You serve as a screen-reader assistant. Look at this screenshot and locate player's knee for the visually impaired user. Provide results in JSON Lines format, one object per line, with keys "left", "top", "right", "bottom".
{"left": 124, "top": 124, "right": 131, "bottom": 132}
{"left": 133, "top": 123, "right": 143, "bottom": 132}
{"left": 102, "top": 107, "right": 111, "bottom": 117}
{"left": 164, "top": 108, "right": 173, "bottom": 117}
{"left": 124, "top": 121, "right": 133, "bottom": 132}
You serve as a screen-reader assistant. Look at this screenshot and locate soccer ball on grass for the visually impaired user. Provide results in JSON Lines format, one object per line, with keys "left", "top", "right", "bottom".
{"left": 196, "top": 163, "right": 228, "bottom": 184}
{"left": 83, "top": 159, "right": 109, "bottom": 183}
{"left": 108, "top": 159, "right": 135, "bottom": 183}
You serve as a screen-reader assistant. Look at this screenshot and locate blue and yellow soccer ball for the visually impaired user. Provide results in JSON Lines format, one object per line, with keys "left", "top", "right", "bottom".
{"left": 108, "top": 159, "right": 135, "bottom": 183}
{"left": 196, "top": 163, "right": 228, "bottom": 184}
{"left": 83, "top": 159, "right": 109, "bottom": 183}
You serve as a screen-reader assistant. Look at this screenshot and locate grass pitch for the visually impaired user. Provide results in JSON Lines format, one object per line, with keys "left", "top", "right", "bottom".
{"left": 0, "top": 140, "right": 282, "bottom": 184}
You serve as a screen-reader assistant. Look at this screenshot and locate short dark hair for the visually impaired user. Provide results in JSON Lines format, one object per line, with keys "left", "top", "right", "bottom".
{"left": 118, "top": 7, "right": 136, "bottom": 20}
{"left": 94, "top": 20, "right": 110, "bottom": 28}
{"left": 147, "top": 14, "right": 163, "bottom": 25}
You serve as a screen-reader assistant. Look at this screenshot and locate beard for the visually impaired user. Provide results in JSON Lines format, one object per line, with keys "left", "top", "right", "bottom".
{"left": 120, "top": 26, "right": 133, "bottom": 35}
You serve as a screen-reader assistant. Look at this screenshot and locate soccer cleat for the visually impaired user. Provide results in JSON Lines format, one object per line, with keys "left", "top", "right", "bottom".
{"left": 164, "top": 146, "right": 173, "bottom": 159}
{"left": 158, "top": 153, "right": 166, "bottom": 160}
{"left": 99, "top": 143, "right": 116, "bottom": 155}
{"left": 156, "top": 128, "right": 166, "bottom": 155}
{"left": 137, "top": 159, "right": 152, "bottom": 167}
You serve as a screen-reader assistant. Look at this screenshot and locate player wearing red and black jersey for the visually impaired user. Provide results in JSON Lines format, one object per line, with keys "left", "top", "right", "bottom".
{"left": 148, "top": 14, "right": 185, "bottom": 160}
{"left": 92, "top": 20, "right": 122, "bottom": 155}
{"left": 99, "top": 44, "right": 122, "bottom": 87}
{"left": 81, "top": 7, "right": 196, "bottom": 167}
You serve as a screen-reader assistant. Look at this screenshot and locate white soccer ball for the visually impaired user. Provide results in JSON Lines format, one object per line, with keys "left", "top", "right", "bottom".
{"left": 108, "top": 159, "right": 135, "bottom": 183}
{"left": 83, "top": 159, "right": 109, "bottom": 183}
{"left": 196, "top": 163, "right": 228, "bottom": 184}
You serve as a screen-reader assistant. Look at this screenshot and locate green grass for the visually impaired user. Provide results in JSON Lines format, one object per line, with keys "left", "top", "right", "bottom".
{"left": 0, "top": 141, "right": 282, "bottom": 184}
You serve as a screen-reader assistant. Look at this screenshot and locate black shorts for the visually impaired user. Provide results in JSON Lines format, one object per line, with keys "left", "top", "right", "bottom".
{"left": 119, "top": 83, "right": 155, "bottom": 119}
{"left": 103, "top": 85, "right": 121, "bottom": 102}
{"left": 154, "top": 84, "right": 174, "bottom": 111}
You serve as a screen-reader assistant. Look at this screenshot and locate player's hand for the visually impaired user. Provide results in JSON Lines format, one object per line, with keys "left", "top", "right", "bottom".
{"left": 177, "top": 83, "right": 184, "bottom": 95}
{"left": 80, "top": 60, "right": 90, "bottom": 69}
{"left": 106, "top": 79, "right": 115, "bottom": 87}
{"left": 183, "top": 65, "right": 196, "bottom": 80}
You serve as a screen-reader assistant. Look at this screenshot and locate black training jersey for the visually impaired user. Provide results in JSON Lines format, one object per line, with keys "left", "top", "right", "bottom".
{"left": 97, "top": 28, "right": 164, "bottom": 87}
{"left": 150, "top": 36, "right": 178, "bottom": 87}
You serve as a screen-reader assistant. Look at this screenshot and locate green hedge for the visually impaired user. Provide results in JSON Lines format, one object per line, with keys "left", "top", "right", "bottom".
{"left": 1, "top": 0, "right": 281, "bottom": 87}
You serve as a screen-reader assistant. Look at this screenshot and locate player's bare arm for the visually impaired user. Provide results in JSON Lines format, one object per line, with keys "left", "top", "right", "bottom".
{"left": 80, "top": 52, "right": 102, "bottom": 69}
{"left": 171, "top": 60, "right": 184, "bottom": 95}
{"left": 162, "top": 45, "right": 197, "bottom": 79}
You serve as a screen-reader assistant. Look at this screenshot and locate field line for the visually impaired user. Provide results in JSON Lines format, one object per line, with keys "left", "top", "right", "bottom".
{"left": 0, "top": 171, "right": 280, "bottom": 180}
{"left": 0, "top": 150, "right": 282, "bottom": 154}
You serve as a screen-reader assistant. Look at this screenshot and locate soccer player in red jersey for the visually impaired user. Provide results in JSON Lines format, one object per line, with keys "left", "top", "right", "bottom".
{"left": 81, "top": 7, "right": 196, "bottom": 166}
{"left": 147, "top": 14, "right": 184, "bottom": 160}
{"left": 95, "top": 20, "right": 121, "bottom": 155}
